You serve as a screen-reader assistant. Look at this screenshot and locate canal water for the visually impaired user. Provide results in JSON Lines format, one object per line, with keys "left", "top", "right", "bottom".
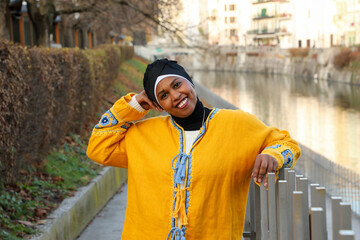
{"left": 191, "top": 71, "right": 360, "bottom": 175}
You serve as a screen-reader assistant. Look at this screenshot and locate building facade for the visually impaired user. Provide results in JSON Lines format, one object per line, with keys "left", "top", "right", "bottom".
{"left": 151, "top": 0, "right": 360, "bottom": 48}
{"left": 208, "top": 0, "right": 251, "bottom": 45}
{"left": 247, "top": 0, "right": 294, "bottom": 48}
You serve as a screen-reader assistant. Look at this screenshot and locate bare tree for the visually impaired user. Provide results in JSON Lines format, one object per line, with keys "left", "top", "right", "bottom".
{"left": 2, "top": 0, "right": 187, "bottom": 47}
{"left": 26, "top": 0, "right": 56, "bottom": 47}
{"left": 0, "top": 0, "right": 10, "bottom": 40}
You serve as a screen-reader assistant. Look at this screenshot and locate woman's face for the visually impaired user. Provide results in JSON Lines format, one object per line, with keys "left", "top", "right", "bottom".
{"left": 155, "top": 76, "right": 197, "bottom": 118}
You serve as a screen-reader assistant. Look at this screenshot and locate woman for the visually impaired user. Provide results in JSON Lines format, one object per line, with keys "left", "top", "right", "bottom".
{"left": 87, "top": 59, "right": 301, "bottom": 240}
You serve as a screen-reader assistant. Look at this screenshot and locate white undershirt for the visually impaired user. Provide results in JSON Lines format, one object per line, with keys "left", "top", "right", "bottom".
{"left": 179, "top": 131, "right": 199, "bottom": 227}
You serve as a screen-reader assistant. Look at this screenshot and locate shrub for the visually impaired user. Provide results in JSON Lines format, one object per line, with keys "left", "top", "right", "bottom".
{"left": 288, "top": 48, "right": 309, "bottom": 58}
{"left": 0, "top": 41, "right": 133, "bottom": 183}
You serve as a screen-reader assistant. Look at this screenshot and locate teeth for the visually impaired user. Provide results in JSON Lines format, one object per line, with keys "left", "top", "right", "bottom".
{"left": 178, "top": 98, "right": 187, "bottom": 108}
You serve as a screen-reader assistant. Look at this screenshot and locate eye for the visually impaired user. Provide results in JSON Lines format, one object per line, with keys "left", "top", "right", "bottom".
{"left": 160, "top": 92, "right": 168, "bottom": 100}
{"left": 174, "top": 81, "right": 181, "bottom": 88}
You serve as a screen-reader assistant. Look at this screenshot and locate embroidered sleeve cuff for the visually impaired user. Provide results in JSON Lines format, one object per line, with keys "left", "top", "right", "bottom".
{"left": 93, "top": 93, "right": 148, "bottom": 132}
{"left": 111, "top": 93, "right": 148, "bottom": 123}
{"left": 261, "top": 144, "right": 295, "bottom": 170}
{"left": 128, "top": 95, "right": 146, "bottom": 112}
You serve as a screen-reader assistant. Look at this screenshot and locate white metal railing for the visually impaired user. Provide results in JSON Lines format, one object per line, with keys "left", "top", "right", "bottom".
{"left": 243, "top": 168, "right": 356, "bottom": 240}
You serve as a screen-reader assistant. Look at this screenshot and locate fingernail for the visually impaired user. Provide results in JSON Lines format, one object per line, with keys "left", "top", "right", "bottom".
{"left": 253, "top": 177, "right": 257, "bottom": 182}
{"left": 264, "top": 183, "right": 268, "bottom": 187}
{"left": 258, "top": 178, "right": 262, "bottom": 183}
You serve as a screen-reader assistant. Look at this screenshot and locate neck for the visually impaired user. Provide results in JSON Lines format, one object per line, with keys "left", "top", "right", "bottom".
{"left": 171, "top": 98, "right": 211, "bottom": 131}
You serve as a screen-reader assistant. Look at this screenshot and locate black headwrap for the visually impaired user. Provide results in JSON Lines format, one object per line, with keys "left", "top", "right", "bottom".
{"left": 142, "top": 58, "right": 210, "bottom": 130}
{"left": 143, "top": 58, "right": 193, "bottom": 104}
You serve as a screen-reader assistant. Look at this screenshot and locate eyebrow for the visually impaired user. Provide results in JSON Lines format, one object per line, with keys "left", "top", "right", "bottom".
{"left": 157, "top": 77, "right": 180, "bottom": 97}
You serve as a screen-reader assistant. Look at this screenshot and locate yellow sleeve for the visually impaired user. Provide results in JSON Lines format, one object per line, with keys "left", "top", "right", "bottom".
{"left": 241, "top": 111, "right": 301, "bottom": 184}
{"left": 86, "top": 93, "right": 148, "bottom": 168}
{"left": 257, "top": 127, "right": 301, "bottom": 185}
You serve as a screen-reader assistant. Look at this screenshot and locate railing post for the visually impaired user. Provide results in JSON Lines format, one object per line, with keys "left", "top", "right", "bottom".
{"left": 315, "top": 186, "right": 327, "bottom": 239}
{"left": 286, "top": 169, "right": 295, "bottom": 239}
{"left": 277, "top": 180, "right": 289, "bottom": 240}
{"left": 331, "top": 196, "right": 342, "bottom": 240}
{"left": 260, "top": 183, "right": 269, "bottom": 240}
{"left": 268, "top": 173, "right": 277, "bottom": 240}
{"left": 292, "top": 191, "right": 305, "bottom": 240}
{"left": 310, "top": 207, "right": 326, "bottom": 240}
{"left": 255, "top": 184, "right": 261, "bottom": 240}
{"left": 310, "top": 183, "right": 320, "bottom": 207}
{"left": 295, "top": 175, "right": 304, "bottom": 190}
{"left": 339, "top": 202, "right": 352, "bottom": 230}
{"left": 298, "top": 178, "right": 310, "bottom": 240}
{"left": 249, "top": 179, "right": 256, "bottom": 240}
{"left": 338, "top": 230, "right": 355, "bottom": 240}
{"left": 244, "top": 179, "right": 256, "bottom": 240}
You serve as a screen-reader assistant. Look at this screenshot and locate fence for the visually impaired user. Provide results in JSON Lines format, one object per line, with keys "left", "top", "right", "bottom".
{"left": 295, "top": 143, "right": 360, "bottom": 216}
{"left": 243, "top": 169, "right": 357, "bottom": 240}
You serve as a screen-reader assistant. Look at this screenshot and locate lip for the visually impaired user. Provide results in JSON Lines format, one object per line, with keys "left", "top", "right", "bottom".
{"left": 176, "top": 97, "right": 188, "bottom": 109}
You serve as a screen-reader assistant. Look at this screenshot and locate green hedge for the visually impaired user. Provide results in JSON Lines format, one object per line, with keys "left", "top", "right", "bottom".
{"left": 0, "top": 41, "right": 134, "bottom": 183}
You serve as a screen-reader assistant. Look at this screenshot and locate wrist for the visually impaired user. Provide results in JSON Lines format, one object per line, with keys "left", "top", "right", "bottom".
{"left": 129, "top": 95, "right": 146, "bottom": 112}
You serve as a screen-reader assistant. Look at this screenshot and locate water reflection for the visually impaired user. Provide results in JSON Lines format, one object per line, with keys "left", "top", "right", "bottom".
{"left": 192, "top": 71, "right": 360, "bottom": 174}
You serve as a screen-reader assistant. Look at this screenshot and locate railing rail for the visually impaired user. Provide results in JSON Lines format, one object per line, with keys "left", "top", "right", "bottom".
{"left": 243, "top": 168, "right": 356, "bottom": 240}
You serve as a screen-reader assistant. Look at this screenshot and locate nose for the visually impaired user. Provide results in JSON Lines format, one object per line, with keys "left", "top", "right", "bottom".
{"left": 170, "top": 89, "right": 181, "bottom": 101}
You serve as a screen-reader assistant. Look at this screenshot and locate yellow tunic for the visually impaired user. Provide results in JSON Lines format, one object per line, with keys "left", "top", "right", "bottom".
{"left": 87, "top": 93, "right": 301, "bottom": 240}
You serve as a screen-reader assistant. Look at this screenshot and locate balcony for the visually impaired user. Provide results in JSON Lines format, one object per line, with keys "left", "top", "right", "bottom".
{"left": 253, "top": 14, "right": 275, "bottom": 20}
{"left": 252, "top": 0, "right": 290, "bottom": 4}
{"left": 253, "top": 12, "right": 292, "bottom": 20}
{"left": 278, "top": 12, "right": 292, "bottom": 20}
{"left": 247, "top": 27, "right": 291, "bottom": 36}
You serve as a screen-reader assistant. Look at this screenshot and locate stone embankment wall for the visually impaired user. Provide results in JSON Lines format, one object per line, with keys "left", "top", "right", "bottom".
{"left": 192, "top": 46, "right": 360, "bottom": 85}
{"left": 135, "top": 45, "right": 360, "bottom": 85}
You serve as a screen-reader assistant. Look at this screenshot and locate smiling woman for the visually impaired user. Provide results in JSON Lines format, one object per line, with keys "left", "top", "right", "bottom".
{"left": 86, "top": 58, "right": 301, "bottom": 240}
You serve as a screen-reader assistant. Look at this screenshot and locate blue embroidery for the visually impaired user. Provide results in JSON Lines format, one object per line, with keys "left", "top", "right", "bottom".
{"left": 167, "top": 226, "right": 186, "bottom": 240}
{"left": 265, "top": 144, "right": 281, "bottom": 150}
{"left": 281, "top": 149, "right": 294, "bottom": 167}
{"left": 95, "top": 110, "right": 118, "bottom": 129}
{"left": 121, "top": 122, "right": 132, "bottom": 130}
{"left": 172, "top": 153, "right": 191, "bottom": 185}
{"left": 167, "top": 109, "right": 218, "bottom": 239}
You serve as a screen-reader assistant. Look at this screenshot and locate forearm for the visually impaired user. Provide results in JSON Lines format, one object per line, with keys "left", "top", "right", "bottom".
{"left": 87, "top": 93, "right": 148, "bottom": 167}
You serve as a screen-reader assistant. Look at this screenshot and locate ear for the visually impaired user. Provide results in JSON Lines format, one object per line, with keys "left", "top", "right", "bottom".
{"left": 153, "top": 101, "right": 163, "bottom": 110}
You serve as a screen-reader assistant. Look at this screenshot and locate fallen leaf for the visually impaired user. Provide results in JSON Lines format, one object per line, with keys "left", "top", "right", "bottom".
{"left": 36, "top": 220, "right": 47, "bottom": 225}
{"left": 35, "top": 208, "right": 47, "bottom": 218}
{"left": 17, "top": 220, "right": 34, "bottom": 227}
{"left": 19, "top": 189, "right": 27, "bottom": 197}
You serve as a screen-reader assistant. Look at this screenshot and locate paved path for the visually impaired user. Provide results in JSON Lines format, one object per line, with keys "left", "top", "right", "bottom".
{"left": 78, "top": 182, "right": 360, "bottom": 240}
{"left": 77, "top": 184, "right": 127, "bottom": 240}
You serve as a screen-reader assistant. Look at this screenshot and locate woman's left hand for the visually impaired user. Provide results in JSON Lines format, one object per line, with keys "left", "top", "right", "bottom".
{"left": 251, "top": 154, "right": 278, "bottom": 187}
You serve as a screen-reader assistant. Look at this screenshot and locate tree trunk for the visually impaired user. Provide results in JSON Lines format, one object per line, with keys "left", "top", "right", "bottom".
{"left": 26, "top": 0, "right": 55, "bottom": 47}
{"left": 0, "top": 0, "right": 10, "bottom": 40}
{"left": 35, "top": 19, "right": 50, "bottom": 47}
{"left": 81, "top": 25, "right": 89, "bottom": 48}
{"left": 61, "top": 14, "right": 75, "bottom": 47}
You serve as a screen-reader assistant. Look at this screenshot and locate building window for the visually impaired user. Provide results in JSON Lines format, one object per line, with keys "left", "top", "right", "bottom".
{"left": 224, "top": 4, "right": 227, "bottom": 11}
{"left": 230, "top": 29, "right": 237, "bottom": 36}
{"left": 225, "top": 17, "right": 227, "bottom": 23}
{"left": 229, "top": 4, "right": 236, "bottom": 11}
{"left": 230, "top": 17, "right": 236, "bottom": 23}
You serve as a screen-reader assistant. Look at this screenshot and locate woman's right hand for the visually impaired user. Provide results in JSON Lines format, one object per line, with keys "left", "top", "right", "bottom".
{"left": 136, "top": 90, "right": 163, "bottom": 112}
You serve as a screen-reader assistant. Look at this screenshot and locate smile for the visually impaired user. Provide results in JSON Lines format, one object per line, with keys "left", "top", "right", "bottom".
{"left": 177, "top": 97, "right": 188, "bottom": 109}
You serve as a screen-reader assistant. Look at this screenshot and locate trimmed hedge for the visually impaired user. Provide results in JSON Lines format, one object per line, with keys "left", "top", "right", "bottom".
{"left": 0, "top": 41, "right": 134, "bottom": 183}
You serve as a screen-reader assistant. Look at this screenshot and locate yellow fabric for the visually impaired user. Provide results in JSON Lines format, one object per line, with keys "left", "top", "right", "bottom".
{"left": 87, "top": 93, "right": 301, "bottom": 240}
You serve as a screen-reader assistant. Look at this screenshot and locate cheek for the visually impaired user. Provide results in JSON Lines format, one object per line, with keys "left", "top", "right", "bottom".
{"left": 160, "top": 99, "right": 172, "bottom": 111}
